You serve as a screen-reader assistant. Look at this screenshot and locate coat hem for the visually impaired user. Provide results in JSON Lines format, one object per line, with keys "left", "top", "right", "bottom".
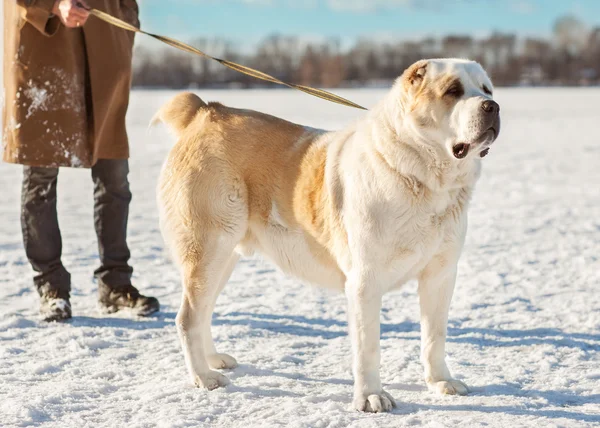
{"left": 2, "top": 156, "right": 92, "bottom": 169}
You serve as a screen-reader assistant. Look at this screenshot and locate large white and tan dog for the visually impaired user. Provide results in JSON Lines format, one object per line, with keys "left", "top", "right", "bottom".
{"left": 153, "top": 58, "right": 500, "bottom": 412}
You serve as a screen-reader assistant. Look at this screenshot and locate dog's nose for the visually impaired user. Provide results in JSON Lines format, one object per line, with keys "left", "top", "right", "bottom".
{"left": 481, "top": 100, "right": 499, "bottom": 114}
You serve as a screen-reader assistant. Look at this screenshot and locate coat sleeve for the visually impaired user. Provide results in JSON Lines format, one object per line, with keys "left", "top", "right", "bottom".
{"left": 120, "top": 0, "right": 140, "bottom": 28}
{"left": 17, "top": 0, "right": 61, "bottom": 37}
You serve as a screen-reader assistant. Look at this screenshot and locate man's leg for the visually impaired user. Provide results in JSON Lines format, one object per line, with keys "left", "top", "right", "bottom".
{"left": 91, "top": 159, "right": 133, "bottom": 287}
{"left": 92, "top": 159, "right": 159, "bottom": 315}
{"left": 21, "top": 166, "right": 72, "bottom": 321}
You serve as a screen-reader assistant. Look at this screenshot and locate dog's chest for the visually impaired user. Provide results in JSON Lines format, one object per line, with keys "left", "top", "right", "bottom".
{"left": 380, "top": 189, "right": 468, "bottom": 287}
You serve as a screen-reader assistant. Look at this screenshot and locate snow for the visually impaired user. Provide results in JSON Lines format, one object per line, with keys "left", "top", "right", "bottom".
{"left": 24, "top": 85, "right": 49, "bottom": 119}
{"left": 0, "top": 88, "right": 599, "bottom": 427}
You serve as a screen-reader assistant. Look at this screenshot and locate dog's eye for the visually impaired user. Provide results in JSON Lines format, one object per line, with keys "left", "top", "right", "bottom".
{"left": 445, "top": 85, "right": 464, "bottom": 98}
{"left": 482, "top": 85, "right": 493, "bottom": 96}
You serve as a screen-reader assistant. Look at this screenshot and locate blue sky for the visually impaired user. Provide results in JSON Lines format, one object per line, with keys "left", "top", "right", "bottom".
{"left": 138, "top": 0, "right": 600, "bottom": 44}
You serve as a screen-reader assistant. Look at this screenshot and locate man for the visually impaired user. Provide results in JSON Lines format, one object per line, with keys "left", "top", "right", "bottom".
{"left": 3, "top": 0, "right": 159, "bottom": 321}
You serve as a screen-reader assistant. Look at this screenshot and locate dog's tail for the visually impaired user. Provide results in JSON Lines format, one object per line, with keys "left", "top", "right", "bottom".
{"left": 150, "top": 92, "right": 207, "bottom": 137}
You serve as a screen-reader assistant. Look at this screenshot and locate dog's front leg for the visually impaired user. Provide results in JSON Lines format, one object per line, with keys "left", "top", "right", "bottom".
{"left": 418, "top": 265, "right": 469, "bottom": 396}
{"left": 346, "top": 271, "right": 396, "bottom": 412}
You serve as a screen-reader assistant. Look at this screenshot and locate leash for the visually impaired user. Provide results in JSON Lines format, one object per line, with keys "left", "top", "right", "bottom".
{"left": 85, "top": 7, "right": 367, "bottom": 111}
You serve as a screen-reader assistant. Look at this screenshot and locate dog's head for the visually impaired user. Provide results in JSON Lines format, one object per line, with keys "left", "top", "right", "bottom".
{"left": 395, "top": 59, "right": 500, "bottom": 160}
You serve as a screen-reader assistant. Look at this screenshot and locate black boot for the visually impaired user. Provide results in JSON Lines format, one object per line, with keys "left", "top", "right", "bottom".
{"left": 39, "top": 288, "right": 72, "bottom": 322}
{"left": 98, "top": 283, "right": 160, "bottom": 316}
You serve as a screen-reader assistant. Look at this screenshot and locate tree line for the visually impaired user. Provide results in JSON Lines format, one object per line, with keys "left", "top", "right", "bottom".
{"left": 132, "top": 16, "right": 600, "bottom": 89}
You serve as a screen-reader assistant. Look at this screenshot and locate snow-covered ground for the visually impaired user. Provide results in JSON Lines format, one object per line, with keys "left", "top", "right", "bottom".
{"left": 0, "top": 88, "right": 599, "bottom": 427}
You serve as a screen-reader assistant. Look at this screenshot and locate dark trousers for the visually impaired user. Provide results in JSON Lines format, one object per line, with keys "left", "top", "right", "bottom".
{"left": 21, "top": 159, "right": 134, "bottom": 297}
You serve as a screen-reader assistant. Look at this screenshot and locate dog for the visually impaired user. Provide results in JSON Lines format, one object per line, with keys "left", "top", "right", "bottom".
{"left": 152, "top": 58, "right": 500, "bottom": 413}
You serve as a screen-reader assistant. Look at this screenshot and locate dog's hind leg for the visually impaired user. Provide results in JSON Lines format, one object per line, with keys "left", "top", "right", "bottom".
{"left": 176, "top": 235, "right": 240, "bottom": 390}
{"left": 204, "top": 252, "right": 240, "bottom": 370}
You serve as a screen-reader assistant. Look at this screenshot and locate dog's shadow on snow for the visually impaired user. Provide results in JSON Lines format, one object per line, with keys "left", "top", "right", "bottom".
{"left": 215, "top": 311, "right": 600, "bottom": 353}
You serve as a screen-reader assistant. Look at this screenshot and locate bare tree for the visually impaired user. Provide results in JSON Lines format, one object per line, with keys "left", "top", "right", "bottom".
{"left": 131, "top": 15, "right": 599, "bottom": 89}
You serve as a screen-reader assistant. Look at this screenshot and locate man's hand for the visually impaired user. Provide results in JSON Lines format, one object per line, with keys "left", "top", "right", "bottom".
{"left": 52, "top": 0, "right": 90, "bottom": 28}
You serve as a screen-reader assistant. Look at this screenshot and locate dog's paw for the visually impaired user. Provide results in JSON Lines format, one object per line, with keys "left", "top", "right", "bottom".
{"left": 353, "top": 390, "right": 397, "bottom": 413}
{"left": 194, "top": 371, "right": 230, "bottom": 390}
{"left": 207, "top": 353, "right": 238, "bottom": 370}
{"left": 427, "top": 379, "right": 469, "bottom": 396}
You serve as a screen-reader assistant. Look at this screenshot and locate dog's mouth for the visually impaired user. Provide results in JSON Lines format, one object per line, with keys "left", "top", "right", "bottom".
{"left": 452, "top": 143, "right": 470, "bottom": 159}
{"left": 452, "top": 127, "right": 498, "bottom": 159}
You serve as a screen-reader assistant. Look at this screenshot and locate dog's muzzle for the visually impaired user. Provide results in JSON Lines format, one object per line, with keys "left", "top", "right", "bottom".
{"left": 453, "top": 100, "right": 501, "bottom": 159}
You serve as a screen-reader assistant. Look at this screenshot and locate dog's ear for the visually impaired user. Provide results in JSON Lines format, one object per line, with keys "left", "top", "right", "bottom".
{"left": 403, "top": 60, "right": 428, "bottom": 89}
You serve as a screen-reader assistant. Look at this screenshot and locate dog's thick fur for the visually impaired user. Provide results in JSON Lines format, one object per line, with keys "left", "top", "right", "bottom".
{"left": 153, "top": 58, "right": 500, "bottom": 412}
